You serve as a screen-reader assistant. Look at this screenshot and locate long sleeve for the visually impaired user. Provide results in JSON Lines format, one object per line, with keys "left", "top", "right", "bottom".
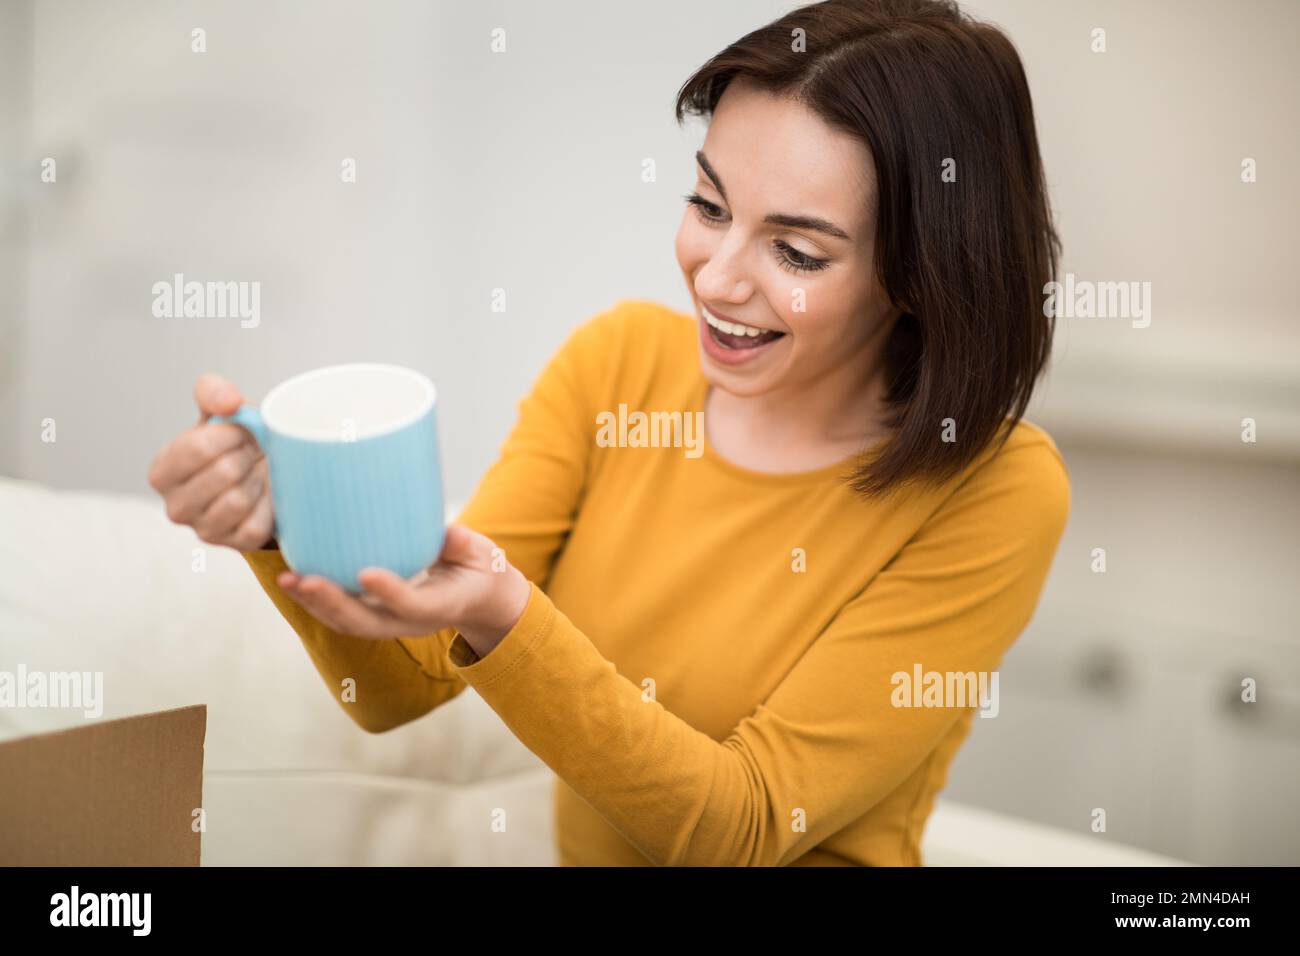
{"left": 441, "top": 437, "right": 1071, "bottom": 866}
{"left": 241, "top": 305, "right": 620, "bottom": 732}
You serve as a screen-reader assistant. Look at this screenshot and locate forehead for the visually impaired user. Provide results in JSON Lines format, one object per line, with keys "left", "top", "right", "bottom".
{"left": 701, "top": 80, "right": 876, "bottom": 225}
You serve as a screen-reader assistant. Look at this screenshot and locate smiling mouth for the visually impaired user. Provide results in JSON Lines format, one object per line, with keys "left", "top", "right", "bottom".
{"left": 702, "top": 306, "right": 786, "bottom": 350}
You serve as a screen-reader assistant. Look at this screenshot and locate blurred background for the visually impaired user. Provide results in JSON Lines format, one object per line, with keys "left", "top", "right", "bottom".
{"left": 1, "top": 0, "right": 1297, "bottom": 865}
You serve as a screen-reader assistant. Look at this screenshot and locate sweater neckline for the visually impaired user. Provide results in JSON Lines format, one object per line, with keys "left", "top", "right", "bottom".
{"left": 690, "top": 374, "right": 886, "bottom": 488}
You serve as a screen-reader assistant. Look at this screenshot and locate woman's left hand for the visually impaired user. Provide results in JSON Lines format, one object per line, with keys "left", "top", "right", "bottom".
{"left": 276, "top": 523, "right": 532, "bottom": 658}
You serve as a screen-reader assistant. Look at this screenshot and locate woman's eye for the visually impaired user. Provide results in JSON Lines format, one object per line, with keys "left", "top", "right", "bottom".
{"left": 684, "top": 192, "right": 726, "bottom": 225}
{"left": 774, "top": 241, "right": 829, "bottom": 275}
{"left": 684, "top": 192, "right": 830, "bottom": 275}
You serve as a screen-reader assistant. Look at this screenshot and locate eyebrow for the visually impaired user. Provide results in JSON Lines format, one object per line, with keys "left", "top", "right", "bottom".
{"left": 696, "top": 150, "right": 853, "bottom": 242}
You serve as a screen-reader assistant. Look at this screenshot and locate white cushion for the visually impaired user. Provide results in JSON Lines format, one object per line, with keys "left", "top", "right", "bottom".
{"left": 0, "top": 475, "right": 555, "bottom": 865}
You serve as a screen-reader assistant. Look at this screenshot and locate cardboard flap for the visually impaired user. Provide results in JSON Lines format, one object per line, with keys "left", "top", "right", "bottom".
{"left": 0, "top": 704, "right": 206, "bottom": 866}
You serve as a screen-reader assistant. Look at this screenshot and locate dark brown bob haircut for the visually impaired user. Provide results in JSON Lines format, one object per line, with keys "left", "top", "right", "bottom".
{"left": 674, "top": 0, "right": 1061, "bottom": 498}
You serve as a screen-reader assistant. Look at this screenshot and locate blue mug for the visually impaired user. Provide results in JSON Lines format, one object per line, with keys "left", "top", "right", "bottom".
{"left": 210, "top": 363, "right": 445, "bottom": 593}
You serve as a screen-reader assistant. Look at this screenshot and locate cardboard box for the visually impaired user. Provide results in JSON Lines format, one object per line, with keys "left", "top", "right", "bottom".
{"left": 0, "top": 704, "right": 206, "bottom": 865}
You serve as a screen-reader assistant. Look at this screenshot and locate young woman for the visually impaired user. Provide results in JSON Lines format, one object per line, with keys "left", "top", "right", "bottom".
{"left": 148, "top": 0, "right": 1069, "bottom": 866}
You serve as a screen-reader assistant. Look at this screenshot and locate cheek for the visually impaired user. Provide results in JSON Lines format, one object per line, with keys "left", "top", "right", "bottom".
{"left": 770, "top": 276, "right": 831, "bottom": 339}
{"left": 773, "top": 274, "right": 867, "bottom": 348}
{"left": 674, "top": 215, "right": 712, "bottom": 275}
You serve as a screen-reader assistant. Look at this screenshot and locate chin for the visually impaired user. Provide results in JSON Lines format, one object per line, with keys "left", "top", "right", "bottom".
{"left": 699, "top": 358, "right": 772, "bottom": 397}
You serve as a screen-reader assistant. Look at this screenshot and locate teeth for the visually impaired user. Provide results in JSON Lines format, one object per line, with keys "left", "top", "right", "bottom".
{"left": 703, "top": 307, "right": 770, "bottom": 337}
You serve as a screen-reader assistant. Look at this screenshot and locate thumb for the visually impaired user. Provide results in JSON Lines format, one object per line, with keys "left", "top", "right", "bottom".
{"left": 194, "top": 373, "right": 245, "bottom": 424}
{"left": 437, "top": 523, "right": 493, "bottom": 568}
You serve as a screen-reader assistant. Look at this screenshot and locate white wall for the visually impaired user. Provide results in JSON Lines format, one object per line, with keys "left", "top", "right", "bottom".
{"left": 6, "top": 0, "right": 1298, "bottom": 490}
{"left": 0, "top": 0, "right": 32, "bottom": 468}
{"left": 4, "top": 0, "right": 783, "bottom": 503}
{"left": 5, "top": 0, "right": 1298, "bottom": 493}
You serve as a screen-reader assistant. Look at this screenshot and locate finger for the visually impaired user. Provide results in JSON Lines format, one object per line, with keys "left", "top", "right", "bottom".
{"left": 282, "top": 578, "right": 365, "bottom": 633}
{"left": 356, "top": 591, "right": 393, "bottom": 612}
{"left": 194, "top": 373, "right": 245, "bottom": 423}
{"left": 294, "top": 575, "right": 405, "bottom": 638}
{"left": 150, "top": 422, "right": 251, "bottom": 492}
{"left": 226, "top": 485, "right": 275, "bottom": 551}
{"left": 282, "top": 585, "right": 352, "bottom": 634}
{"left": 441, "top": 523, "right": 477, "bottom": 562}
{"left": 281, "top": 573, "right": 384, "bottom": 611}
{"left": 192, "top": 454, "right": 266, "bottom": 540}
{"left": 438, "top": 523, "right": 493, "bottom": 568}
{"left": 357, "top": 566, "right": 455, "bottom": 622}
{"left": 167, "top": 444, "right": 260, "bottom": 526}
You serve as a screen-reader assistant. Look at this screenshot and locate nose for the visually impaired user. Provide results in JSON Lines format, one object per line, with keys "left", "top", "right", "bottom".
{"left": 693, "top": 231, "right": 753, "bottom": 304}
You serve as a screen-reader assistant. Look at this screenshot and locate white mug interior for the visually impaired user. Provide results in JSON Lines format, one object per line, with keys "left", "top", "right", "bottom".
{"left": 261, "top": 363, "right": 436, "bottom": 442}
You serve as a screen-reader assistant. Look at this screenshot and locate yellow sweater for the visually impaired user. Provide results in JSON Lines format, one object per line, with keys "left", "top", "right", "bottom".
{"left": 242, "top": 298, "right": 1071, "bottom": 867}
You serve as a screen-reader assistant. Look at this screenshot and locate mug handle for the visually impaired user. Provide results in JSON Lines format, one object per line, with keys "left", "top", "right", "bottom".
{"left": 208, "top": 404, "right": 278, "bottom": 543}
{"left": 208, "top": 403, "right": 268, "bottom": 446}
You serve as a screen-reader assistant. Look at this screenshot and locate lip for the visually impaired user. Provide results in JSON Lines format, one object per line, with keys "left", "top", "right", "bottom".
{"left": 698, "top": 307, "right": 788, "bottom": 367}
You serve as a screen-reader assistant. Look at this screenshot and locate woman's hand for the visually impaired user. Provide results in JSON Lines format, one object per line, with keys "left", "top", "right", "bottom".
{"left": 276, "top": 523, "right": 532, "bottom": 658}
{"left": 147, "top": 373, "right": 275, "bottom": 551}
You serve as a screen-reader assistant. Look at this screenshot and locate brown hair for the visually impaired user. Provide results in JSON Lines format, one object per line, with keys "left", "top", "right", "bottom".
{"left": 674, "top": 0, "right": 1061, "bottom": 498}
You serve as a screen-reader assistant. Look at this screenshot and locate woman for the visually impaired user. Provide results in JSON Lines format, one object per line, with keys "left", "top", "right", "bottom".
{"left": 148, "top": 0, "right": 1069, "bottom": 866}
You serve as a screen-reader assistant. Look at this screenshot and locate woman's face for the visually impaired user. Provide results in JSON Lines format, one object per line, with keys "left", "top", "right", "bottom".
{"left": 675, "top": 80, "right": 896, "bottom": 400}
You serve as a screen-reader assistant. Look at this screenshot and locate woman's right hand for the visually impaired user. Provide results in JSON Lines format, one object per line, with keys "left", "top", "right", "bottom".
{"left": 147, "top": 373, "right": 275, "bottom": 551}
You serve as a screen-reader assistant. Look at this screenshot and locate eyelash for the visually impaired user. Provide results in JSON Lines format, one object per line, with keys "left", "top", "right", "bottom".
{"left": 683, "top": 192, "right": 830, "bottom": 275}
